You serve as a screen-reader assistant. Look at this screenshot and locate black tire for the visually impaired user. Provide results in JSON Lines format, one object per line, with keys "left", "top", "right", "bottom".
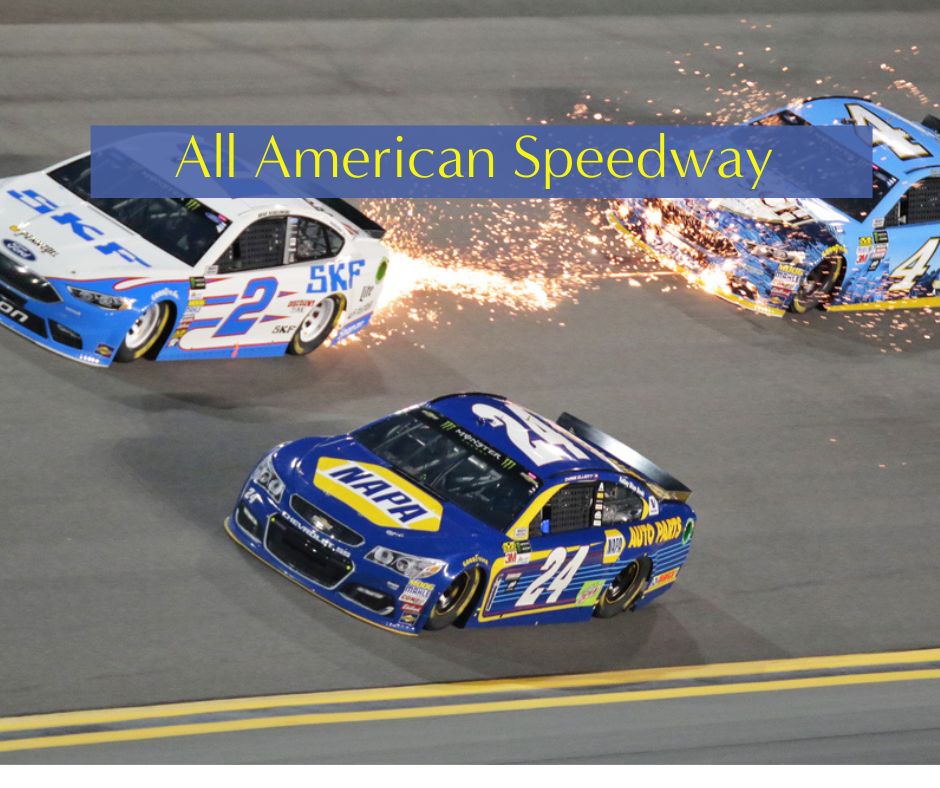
{"left": 594, "top": 557, "right": 651, "bottom": 618}
{"left": 114, "top": 301, "right": 170, "bottom": 363}
{"left": 287, "top": 296, "right": 343, "bottom": 356}
{"left": 425, "top": 569, "right": 482, "bottom": 631}
{"left": 790, "top": 256, "right": 844, "bottom": 314}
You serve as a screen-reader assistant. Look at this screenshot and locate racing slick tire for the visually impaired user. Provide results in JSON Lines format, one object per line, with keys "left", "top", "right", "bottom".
{"left": 114, "top": 301, "right": 171, "bottom": 363}
{"left": 790, "top": 256, "right": 844, "bottom": 314}
{"left": 594, "top": 556, "right": 651, "bottom": 618}
{"left": 287, "top": 295, "right": 343, "bottom": 356}
{"left": 425, "top": 568, "right": 482, "bottom": 630}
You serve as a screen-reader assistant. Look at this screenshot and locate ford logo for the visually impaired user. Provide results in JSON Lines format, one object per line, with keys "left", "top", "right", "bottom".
{"left": 3, "top": 238, "right": 35, "bottom": 262}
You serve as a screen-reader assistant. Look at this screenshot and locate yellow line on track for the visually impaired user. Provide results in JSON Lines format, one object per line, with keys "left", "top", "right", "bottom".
{"left": 1, "top": 648, "right": 939, "bottom": 736}
{"left": 1, "top": 668, "right": 938, "bottom": 754}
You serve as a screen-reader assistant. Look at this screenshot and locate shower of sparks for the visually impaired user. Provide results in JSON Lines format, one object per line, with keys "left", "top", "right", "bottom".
{"left": 345, "top": 20, "right": 939, "bottom": 353}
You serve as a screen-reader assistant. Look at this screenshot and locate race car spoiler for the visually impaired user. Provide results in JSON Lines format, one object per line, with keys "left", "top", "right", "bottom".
{"left": 318, "top": 197, "right": 386, "bottom": 240}
{"left": 556, "top": 412, "right": 692, "bottom": 502}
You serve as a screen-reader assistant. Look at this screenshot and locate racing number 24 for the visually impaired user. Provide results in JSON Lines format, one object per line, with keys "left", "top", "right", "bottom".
{"left": 515, "top": 545, "right": 589, "bottom": 607}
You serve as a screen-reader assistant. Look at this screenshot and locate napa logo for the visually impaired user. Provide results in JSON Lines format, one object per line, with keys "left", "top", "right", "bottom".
{"left": 3, "top": 238, "right": 35, "bottom": 261}
{"left": 314, "top": 457, "right": 442, "bottom": 532}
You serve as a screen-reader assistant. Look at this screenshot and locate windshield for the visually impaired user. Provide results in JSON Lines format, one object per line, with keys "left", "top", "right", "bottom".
{"left": 824, "top": 165, "right": 898, "bottom": 222}
{"left": 354, "top": 407, "right": 541, "bottom": 531}
{"left": 47, "top": 155, "right": 231, "bottom": 266}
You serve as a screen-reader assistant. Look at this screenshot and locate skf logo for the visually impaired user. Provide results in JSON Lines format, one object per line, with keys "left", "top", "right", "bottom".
{"left": 314, "top": 457, "right": 442, "bottom": 531}
{"left": 307, "top": 260, "right": 365, "bottom": 293}
{"left": 628, "top": 516, "right": 683, "bottom": 548}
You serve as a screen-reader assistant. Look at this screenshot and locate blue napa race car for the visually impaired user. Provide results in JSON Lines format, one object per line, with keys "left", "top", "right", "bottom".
{"left": 225, "top": 393, "right": 696, "bottom": 635}
{"left": 608, "top": 97, "right": 940, "bottom": 316}
{"left": 0, "top": 153, "right": 388, "bottom": 366}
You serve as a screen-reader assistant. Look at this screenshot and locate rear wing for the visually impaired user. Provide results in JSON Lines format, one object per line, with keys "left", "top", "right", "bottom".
{"left": 317, "top": 197, "right": 386, "bottom": 240}
{"left": 556, "top": 412, "right": 692, "bottom": 502}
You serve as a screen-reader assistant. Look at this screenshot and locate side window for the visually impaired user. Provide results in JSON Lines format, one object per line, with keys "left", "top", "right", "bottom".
{"left": 217, "top": 218, "right": 287, "bottom": 274}
{"left": 601, "top": 484, "right": 646, "bottom": 526}
{"left": 289, "top": 217, "right": 344, "bottom": 263}
{"left": 529, "top": 483, "right": 596, "bottom": 537}
{"left": 884, "top": 178, "right": 940, "bottom": 228}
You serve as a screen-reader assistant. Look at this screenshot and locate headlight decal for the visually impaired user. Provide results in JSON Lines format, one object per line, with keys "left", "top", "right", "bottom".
{"left": 67, "top": 285, "right": 133, "bottom": 310}
{"left": 366, "top": 546, "right": 445, "bottom": 580}
{"left": 250, "top": 454, "right": 285, "bottom": 502}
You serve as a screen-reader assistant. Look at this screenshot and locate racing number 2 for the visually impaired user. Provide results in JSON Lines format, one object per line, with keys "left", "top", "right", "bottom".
{"left": 215, "top": 277, "right": 278, "bottom": 337}
{"left": 515, "top": 545, "right": 589, "bottom": 607}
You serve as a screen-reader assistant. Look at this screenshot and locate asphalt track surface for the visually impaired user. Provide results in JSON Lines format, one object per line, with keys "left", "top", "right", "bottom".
{"left": 1, "top": 0, "right": 940, "bottom": 763}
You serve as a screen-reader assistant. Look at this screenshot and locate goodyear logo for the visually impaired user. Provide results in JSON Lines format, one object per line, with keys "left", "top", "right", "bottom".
{"left": 628, "top": 516, "right": 683, "bottom": 548}
{"left": 314, "top": 457, "right": 442, "bottom": 531}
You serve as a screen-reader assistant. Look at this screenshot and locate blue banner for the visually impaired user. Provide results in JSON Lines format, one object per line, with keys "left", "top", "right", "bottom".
{"left": 90, "top": 124, "right": 872, "bottom": 199}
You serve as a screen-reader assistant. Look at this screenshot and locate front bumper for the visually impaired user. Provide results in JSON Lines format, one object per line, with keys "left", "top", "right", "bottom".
{"left": 0, "top": 280, "right": 135, "bottom": 366}
{"left": 607, "top": 207, "right": 788, "bottom": 318}
{"left": 226, "top": 481, "right": 444, "bottom": 635}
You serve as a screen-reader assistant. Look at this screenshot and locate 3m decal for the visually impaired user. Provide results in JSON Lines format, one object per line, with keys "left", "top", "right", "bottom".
{"left": 313, "top": 457, "right": 442, "bottom": 531}
{"left": 515, "top": 545, "right": 589, "bottom": 607}
{"left": 628, "top": 516, "right": 683, "bottom": 548}
{"left": 215, "top": 277, "right": 279, "bottom": 337}
{"left": 471, "top": 401, "right": 589, "bottom": 466}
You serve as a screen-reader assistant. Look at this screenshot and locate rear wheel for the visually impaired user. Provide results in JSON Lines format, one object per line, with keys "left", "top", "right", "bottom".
{"left": 114, "top": 301, "right": 170, "bottom": 363}
{"left": 425, "top": 569, "right": 482, "bottom": 630}
{"left": 790, "top": 256, "right": 843, "bottom": 314}
{"left": 287, "top": 296, "right": 342, "bottom": 355}
{"left": 594, "top": 557, "right": 651, "bottom": 618}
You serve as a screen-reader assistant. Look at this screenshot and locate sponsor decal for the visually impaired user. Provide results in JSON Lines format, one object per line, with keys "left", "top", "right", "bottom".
{"left": 9, "top": 225, "right": 57, "bottom": 257}
{"left": 314, "top": 457, "right": 442, "bottom": 531}
{"left": 510, "top": 524, "right": 529, "bottom": 541}
{"left": 399, "top": 613, "right": 417, "bottom": 625}
{"left": 603, "top": 529, "right": 626, "bottom": 564}
{"left": 504, "top": 571, "right": 523, "bottom": 592}
{"left": 462, "top": 554, "right": 489, "bottom": 568}
{"left": 189, "top": 276, "right": 207, "bottom": 290}
{"left": 331, "top": 311, "right": 372, "bottom": 344}
{"left": 95, "top": 343, "right": 114, "bottom": 358}
{"left": 648, "top": 496, "right": 660, "bottom": 516}
{"left": 872, "top": 217, "right": 885, "bottom": 229}
{"left": 307, "top": 260, "right": 366, "bottom": 293}
{"left": 576, "top": 579, "right": 605, "bottom": 606}
{"left": 359, "top": 284, "right": 375, "bottom": 302}
{"left": 822, "top": 243, "right": 847, "bottom": 257}
{"left": 400, "top": 578, "right": 434, "bottom": 607}
{"left": 502, "top": 540, "right": 533, "bottom": 566}
{"left": 873, "top": 229, "right": 889, "bottom": 244}
{"left": 858, "top": 235, "right": 873, "bottom": 247}
{"left": 287, "top": 298, "right": 315, "bottom": 312}
{"left": 627, "top": 516, "right": 683, "bottom": 548}
{"left": 646, "top": 567, "right": 680, "bottom": 592}
{"left": 272, "top": 324, "right": 297, "bottom": 335}
{"left": 564, "top": 472, "right": 599, "bottom": 483}
{"left": 2, "top": 238, "right": 35, "bottom": 261}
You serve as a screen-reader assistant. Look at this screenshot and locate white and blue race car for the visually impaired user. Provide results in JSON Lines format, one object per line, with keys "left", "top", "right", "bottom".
{"left": 0, "top": 153, "right": 389, "bottom": 365}
{"left": 609, "top": 97, "right": 940, "bottom": 317}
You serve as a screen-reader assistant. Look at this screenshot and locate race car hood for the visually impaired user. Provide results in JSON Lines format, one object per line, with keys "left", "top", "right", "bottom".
{"left": 282, "top": 436, "right": 498, "bottom": 553}
{"left": 0, "top": 173, "right": 192, "bottom": 279}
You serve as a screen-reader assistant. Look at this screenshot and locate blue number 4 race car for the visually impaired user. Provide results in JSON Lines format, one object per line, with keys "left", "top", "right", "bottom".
{"left": 0, "top": 153, "right": 388, "bottom": 366}
{"left": 225, "top": 393, "right": 696, "bottom": 635}
{"left": 609, "top": 97, "right": 940, "bottom": 317}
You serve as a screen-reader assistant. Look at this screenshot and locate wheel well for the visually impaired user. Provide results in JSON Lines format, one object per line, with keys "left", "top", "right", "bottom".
{"left": 454, "top": 566, "right": 487, "bottom": 628}
{"left": 144, "top": 300, "right": 177, "bottom": 360}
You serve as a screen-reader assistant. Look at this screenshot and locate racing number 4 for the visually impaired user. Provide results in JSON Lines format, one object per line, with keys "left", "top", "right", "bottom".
{"left": 846, "top": 104, "right": 930, "bottom": 160}
{"left": 889, "top": 238, "right": 940, "bottom": 293}
{"left": 516, "top": 545, "right": 589, "bottom": 607}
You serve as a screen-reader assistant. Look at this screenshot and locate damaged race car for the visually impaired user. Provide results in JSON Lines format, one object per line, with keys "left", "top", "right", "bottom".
{"left": 0, "top": 153, "right": 388, "bottom": 365}
{"left": 225, "top": 393, "right": 695, "bottom": 635}
{"left": 608, "top": 97, "right": 940, "bottom": 316}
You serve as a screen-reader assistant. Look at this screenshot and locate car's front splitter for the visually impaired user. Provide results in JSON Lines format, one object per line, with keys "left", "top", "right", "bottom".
{"left": 223, "top": 515, "right": 422, "bottom": 637}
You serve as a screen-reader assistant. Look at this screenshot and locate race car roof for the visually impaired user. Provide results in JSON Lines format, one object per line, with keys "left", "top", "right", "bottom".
{"left": 426, "top": 393, "right": 622, "bottom": 478}
{"left": 787, "top": 97, "right": 940, "bottom": 177}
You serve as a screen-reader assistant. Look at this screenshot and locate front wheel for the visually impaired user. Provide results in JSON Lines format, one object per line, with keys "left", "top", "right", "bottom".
{"left": 790, "top": 257, "right": 843, "bottom": 314}
{"left": 114, "top": 301, "right": 170, "bottom": 363}
{"left": 287, "top": 296, "right": 342, "bottom": 356}
{"left": 424, "top": 569, "right": 482, "bottom": 630}
{"left": 594, "top": 557, "right": 651, "bottom": 618}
